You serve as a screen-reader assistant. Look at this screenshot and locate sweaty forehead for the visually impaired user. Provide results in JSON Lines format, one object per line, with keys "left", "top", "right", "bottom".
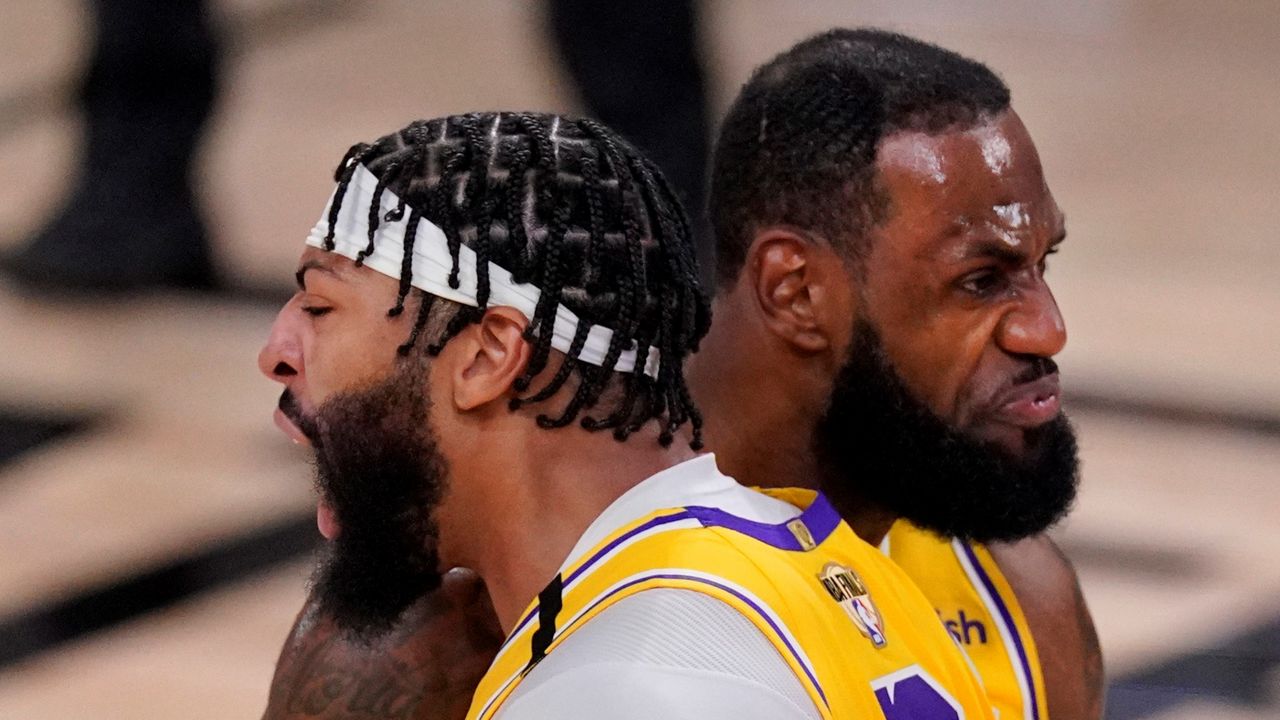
{"left": 873, "top": 111, "right": 1059, "bottom": 238}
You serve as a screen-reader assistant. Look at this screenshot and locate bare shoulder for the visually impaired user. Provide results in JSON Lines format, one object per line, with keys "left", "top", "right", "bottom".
{"left": 261, "top": 568, "right": 504, "bottom": 720}
{"left": 986, "top": 535, "right": 1104, "bottom": 720}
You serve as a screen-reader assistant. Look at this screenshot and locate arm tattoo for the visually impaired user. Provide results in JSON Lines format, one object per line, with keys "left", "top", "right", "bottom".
{"left": 263, "top": 574, "right": 503, "bottom": 720}
{"left": 268, "top": 628, "right": 430, "bottom": 718}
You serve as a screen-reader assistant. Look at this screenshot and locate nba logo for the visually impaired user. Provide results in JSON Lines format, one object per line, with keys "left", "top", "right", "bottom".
{"left": 818, "top": 562, "right": 888, "bottom": 648}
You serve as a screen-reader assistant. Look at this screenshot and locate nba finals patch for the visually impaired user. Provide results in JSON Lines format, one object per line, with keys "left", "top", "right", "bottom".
{"left": 819, "top": 562, "right": 887, "bottom": 648}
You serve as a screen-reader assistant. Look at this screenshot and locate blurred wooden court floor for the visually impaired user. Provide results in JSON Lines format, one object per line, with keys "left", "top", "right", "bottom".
{"left": 0, "top": 1, "right": 1276, "bottom": 718}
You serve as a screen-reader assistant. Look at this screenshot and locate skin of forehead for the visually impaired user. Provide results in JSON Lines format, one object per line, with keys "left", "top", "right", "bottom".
{"left": 872, "top": 110, "right": 1063, "bottom": 261}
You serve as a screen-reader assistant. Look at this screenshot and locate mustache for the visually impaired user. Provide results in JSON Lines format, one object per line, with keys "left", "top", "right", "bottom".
{"left": 1011, "top": 357, "right": 1059, "bottom": 385}
{"left": 978, "top": 357, "right": 1060, "bottom": 417}
{"left": 278, "top": 390, "right": 321, "bottom": 444}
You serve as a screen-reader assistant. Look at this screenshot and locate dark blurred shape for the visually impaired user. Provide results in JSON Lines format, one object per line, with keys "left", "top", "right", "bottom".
{"left": 1105, "top": 616, "right": 1280, "bottom": 718}
{"left": 0, "top": 408, "right": 90, "bottom": 471}
{"left": 1, "top": 0, "right": 220, "bottom": 295}
{"left": 0, "top": 513, "right": 318, "bottom": 669}
{"left": 548, "top": 0, "right": 715, "bottom": 287}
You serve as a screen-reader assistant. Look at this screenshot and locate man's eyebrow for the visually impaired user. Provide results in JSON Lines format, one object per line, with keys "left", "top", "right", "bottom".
{"left": 294, "top": 260, "right": 339, "bottom": 290}
{"left": 953, "top": 239, "right": 1028, "bottom": 264}
{"left": 947, "top": 226, "right": 1068, "bottom": 264}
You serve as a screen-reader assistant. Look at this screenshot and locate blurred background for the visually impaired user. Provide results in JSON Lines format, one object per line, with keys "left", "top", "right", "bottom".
{"left": 0, "top": 1, "right": 1276, "bottom": 718}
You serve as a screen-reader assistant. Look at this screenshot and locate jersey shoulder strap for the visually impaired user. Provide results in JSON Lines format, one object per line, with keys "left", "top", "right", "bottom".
{"left": 886, "top": 520, "right": 1048, "bottom": 720}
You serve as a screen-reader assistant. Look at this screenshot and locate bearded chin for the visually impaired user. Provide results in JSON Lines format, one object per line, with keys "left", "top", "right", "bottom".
{"left": 813, "top": 322, "right": 1079, "bottom": 544}
{"left": 308, "top": 364, "right": 448, "bottom": 642}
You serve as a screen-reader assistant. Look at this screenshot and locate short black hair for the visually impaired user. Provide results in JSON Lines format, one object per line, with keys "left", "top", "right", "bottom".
{"left": 325, "top": 113, "right": 709, "bottom": 448}
{"left": 709, "top": 28, "right": 1011, "bottom": 286}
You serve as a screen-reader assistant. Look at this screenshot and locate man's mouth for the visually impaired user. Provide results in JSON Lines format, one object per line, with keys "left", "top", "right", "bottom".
{"left": 317, "top": 500, "right": 340, "bottom": 540}
{"left": 989, "top": 374, "right": 1061, "bottom": 428}
{"left": 272, "top": 395, "right": 339, "bottom": 538}
{"left": 273, "top": 407, "right": 313, "bottom": 447}
{"left": 275, "top": 391, "right": 321, "bottom": 447}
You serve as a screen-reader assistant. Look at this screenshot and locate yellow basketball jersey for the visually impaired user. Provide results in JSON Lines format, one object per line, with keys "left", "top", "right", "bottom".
{"left": 885, "top": 521, "right": 1048, "bottom": 720}
{"left": 466, "top": 488, "right": 994, "bottom": 720}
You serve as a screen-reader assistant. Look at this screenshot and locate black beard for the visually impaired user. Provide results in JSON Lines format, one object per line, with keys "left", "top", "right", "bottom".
{"left": 813, "top": 321, "right": 1079, "bottom": 543}
{"left": 306, "top": 357, "right": 447, "bottom": 642}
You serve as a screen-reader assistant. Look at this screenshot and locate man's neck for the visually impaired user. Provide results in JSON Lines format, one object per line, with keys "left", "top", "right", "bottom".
{"left": 692, "top": 364, "right": 823, "bottom": 493}
{"left": 448, "top": 427, "right": 696, "bottom": 633}
{"left": 689, "top": 295, "right": 897, "bottom": 546}
{"left": 689, "top": 298, "right": 824, "bottom": 495}
{"left": 696, "top": 389, "right": 897, "bottom": 544}
{"left": 828, "top": 492, "right": 897, "bottom": 546}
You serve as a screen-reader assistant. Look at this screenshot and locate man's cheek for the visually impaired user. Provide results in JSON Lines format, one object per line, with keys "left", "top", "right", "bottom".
{"left": 941, "top": 330, "right": 1004, "bottom": 425}
{"left": 935, "top": 364, "right": 987, "bottom": 430}
{"left": 879, "top": 325, "right": 962, "bottom": 413}
{"left": 952, "top": 367, "right": 1008, "bottom": 433}
{"left": 303, "top": 352, "right": 346, "bottom": 405}
{"left": 896, "top": 358, "right": 963, "bottom": 421}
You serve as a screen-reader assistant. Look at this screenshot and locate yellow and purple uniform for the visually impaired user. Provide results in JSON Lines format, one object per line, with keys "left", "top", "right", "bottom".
{"left": 466, "top": 488, "right": 994, "bottom": 720}
{"left": 886, "top": 521, "right": 1048, "bottom": 720}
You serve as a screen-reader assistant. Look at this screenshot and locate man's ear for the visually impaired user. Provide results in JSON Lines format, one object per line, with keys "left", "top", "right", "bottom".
{"left": 448, "top": 306, "right": 532, "bottom": 412}
{"left": 746, "top": 228, "right": 852, "bottom": 354}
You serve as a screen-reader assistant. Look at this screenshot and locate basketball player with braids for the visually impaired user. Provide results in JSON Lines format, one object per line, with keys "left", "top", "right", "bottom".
{"left": 259, "top": 112, "right": 996, "bottom": 719}
{"left": 260, "top": 32, "right": 1102, "bottom": 720}
{"left": 693, "top": 29, "right": 1103, "bottom": 720}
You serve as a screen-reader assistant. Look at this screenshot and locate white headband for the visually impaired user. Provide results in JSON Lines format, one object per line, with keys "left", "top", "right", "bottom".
{"left": 305, "top": 163, "right": 661, "bottom": 377}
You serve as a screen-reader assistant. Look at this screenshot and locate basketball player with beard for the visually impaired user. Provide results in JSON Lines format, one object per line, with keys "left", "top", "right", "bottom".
{"left": 259, "top": 31, "right": 1101, "bottom": 720}
{"left": 692, "top": 29, "right": 1102, "bottom": 720}
{"left": 259, "top": 111, "right": 997, "bottom": 719}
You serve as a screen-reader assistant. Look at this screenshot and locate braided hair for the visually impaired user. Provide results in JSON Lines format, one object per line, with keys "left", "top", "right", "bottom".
{"left": 710, "top": 28, "right": 1011, "bottom": 286}
{"left": 324, "top": 112, "right": 710, "bottom": 449}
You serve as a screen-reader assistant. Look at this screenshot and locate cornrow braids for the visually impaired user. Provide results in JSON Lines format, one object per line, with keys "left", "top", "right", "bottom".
{"left": 511, "top": 319, "right": 591, "bottom": 410}
{"left": 573, "top": 119, "right": 645, "bottom": 409}
{"left": 387, "top": 126, "right": 433, "bottom": 318}
{"left": 461, "top": 114, "right": 496, "bottom": 309}
{"left": 323, "top": 112, "right": 709, "bottom": 447}
{"left": 577, "top": 148, "right": 605, "bottom": 288}
{"left": 388, "top": 208, "right": 421, "bottom": 318}
{"left": 359, "top": 152, "right": 410, "bottom": 267}
{"left": 324, "top": 143, "right": 371, "bottom": 250}
{"left": 633, "top": 156, "right": 705, "bottom": 343}
{"left": 397, "top": 290, "right": 436, "bottom": 356}
{"left": 629, "top": 157, "right": 706, "bottom": 449}
{"left": 511, "top": 114, "right": 574, "bottom": 390}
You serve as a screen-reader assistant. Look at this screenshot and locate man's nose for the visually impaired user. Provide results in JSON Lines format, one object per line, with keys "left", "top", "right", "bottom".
{"left": 258, "top": 305, "right": 304, "bottom": 383}
{"left": 996, "top": 283, "right": 1067, "bottom": 359}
